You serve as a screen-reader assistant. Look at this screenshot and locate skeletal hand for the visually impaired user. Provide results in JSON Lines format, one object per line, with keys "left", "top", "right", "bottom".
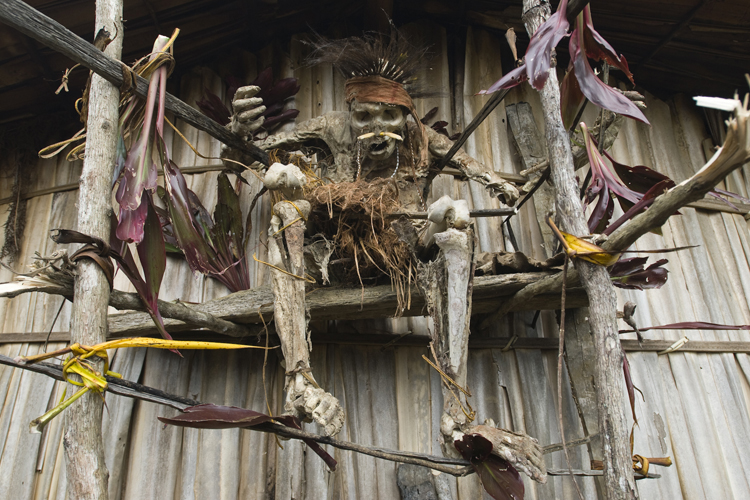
{"left": 471, "top": 424, "right": 547, "bottom": 483}
{"left": 231, "top": 85, "right": 266, "bottom": 137}
{"left": 285, "top": 372, "right": 345, "bottom": 436}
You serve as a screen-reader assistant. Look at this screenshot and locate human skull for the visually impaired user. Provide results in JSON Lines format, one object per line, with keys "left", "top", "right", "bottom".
{"left": 350, "top": 100, "right": 407, "bottom": 161}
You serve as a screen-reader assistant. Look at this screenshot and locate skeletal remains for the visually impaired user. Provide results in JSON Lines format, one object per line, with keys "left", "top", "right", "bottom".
{"left": 222, "top": 30, "right": 546, "bottom": 482}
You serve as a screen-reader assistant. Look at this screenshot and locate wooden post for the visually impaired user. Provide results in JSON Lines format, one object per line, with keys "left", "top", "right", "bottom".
{"left": 63, "top": 1, "right": 122, "bottom": 498}
{"left": 521, "top": 1, "right": 638, "bottom": 499}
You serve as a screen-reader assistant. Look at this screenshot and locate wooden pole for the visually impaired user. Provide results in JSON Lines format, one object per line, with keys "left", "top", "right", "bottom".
{"left": 521, "top": 1, "right": 638, "bottom": 499}
{"left": 0, "top": 0, "right": 270, "bottom": 167}
{"left": 63, "top": 1, "right": 122, "bottom": 498}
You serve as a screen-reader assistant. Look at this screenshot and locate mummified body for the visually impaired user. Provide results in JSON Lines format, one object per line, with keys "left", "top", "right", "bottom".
{"left": 222, "top": 29, "right": 545, "bottom": 481}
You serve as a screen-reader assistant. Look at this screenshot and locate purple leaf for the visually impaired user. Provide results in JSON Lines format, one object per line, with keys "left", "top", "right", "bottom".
{"left": 138, "top": 195, "right": 166, "bottom": 311}
{"left": 159, "top": 404, "right": 337, "bottom": 470}
{"left": 454, "top": 434, "right": 524, "bottom": 500}
{"left": 163, "top": 159, "right": 218, "bottom": 275}
{"left": 421, "top": 106, "right": 439, "bottom": 124}
{"left": 604, "top": 179, "right": 674, "bottom": 236}
{"left": 569, "top": 22, "right": 649, "bottom": 124}
{"left": 560, "top": 64, "right": 586, "bottom": 131}
{"left": 273, "top": 415, "right": 338, "bottom": 472}
{"left": 479, "top": 64, "right": 529, "bottom": 95}
{"left": 525, "top": 0, "right": 569, "bottom": 90}
{"left": 261, "top": 109, "right": 300, "bottom": 130}
{"left": 196, "top": 89, "right": 231, "bottom": 126}
{"left": 251, "top": 67, "right": 274, "bottom": 99}
{"left": 580, "top": 6, "right": 634, "bottom": 85}
{"left": 610, "top": 258, "right": 669, "bottom": 290}
{"left": 116, "top": 193, "right": 149, "bottom": 244}
{"left": 261, "top": 77, "right": 301, "bottom": 106}
{"left": 602, "top": 149, "right": 673, "bottom": 196}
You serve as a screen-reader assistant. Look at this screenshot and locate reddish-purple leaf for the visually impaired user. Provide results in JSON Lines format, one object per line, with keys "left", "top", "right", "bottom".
{"left": 454, "top": 434, "right": 524, "bottom": 500}
{"left": 580, "top": 6, "right": 634, "bottom": 85}
{"left": 525, "top": 0, "right": 569, "bottom": 90}
{"left": 261, "top": 77, "right": 301, "bottom": 107}
{"left": 602, "top": 149, "right": 673, "bottom": 196}
{"left": 479, "top": 65, "right": 529, "bottom": 94}
{"left": 604, "top": 179, "right": 674, "bottom": 236}
{"left": 421, "top": 106, "right": 439, "bottom": 124}
{"left": 610, "top": 258, "right": 669, "bottom": 290}
{"left": 620, "top": 321, "right": 750, "bottom": 334}
{"left": 262, "top": 109, "right": 300, "bottom": 130}
{"left": 159, "top": 404, "right": 275, "bottom": 429}
{"left": 163, "top": 159, "right": 218, "bottom": 275}
{"left": 251, "top": 67, "right": 274, "bottom": 100}
{"left": 159, "top": 404, "right": 337, "bottom": 470}
{"left": 116, "top": 194, "right": 150, "bottom": 244}
{"left": 560, "top": 64, "right": 586, "bottom": 131}
{"left": 273, "top": 415, "right": 338, "bottom": 472}
{"left": 138, "top": 195, "right": 166, "bottom": 310}
{"left": 196, "top": 89, "right": 231, "bottom": 126}
{"left": 569, "top": 23, "right": 649, "bottom": 124}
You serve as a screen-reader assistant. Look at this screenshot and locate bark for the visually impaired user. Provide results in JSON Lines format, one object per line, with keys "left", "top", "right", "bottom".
{"left": 521, "top": 1, "right": 638, "bottom": 498}
{"left": 63, "top": 2, "right": 122, "bottom": 498}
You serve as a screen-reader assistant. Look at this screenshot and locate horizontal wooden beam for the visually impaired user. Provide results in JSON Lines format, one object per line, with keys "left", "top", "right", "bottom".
{"left": 0, "top": 0, "right": 270, "bottom": 166}
{"left": 5, "top": 327, "right": 750, "bottom": 355}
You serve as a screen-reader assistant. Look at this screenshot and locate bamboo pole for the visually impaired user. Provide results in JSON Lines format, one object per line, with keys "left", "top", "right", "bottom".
{"left": 521, "top": 1, "right": 637, "bottom": 498}
{"left": 63, "top": 1, "right": 122, "bottom": 498}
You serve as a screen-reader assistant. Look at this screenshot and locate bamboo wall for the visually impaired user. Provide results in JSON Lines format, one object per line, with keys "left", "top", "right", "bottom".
{"left": 1, "top": 21, "right": 749, "bottom": 499}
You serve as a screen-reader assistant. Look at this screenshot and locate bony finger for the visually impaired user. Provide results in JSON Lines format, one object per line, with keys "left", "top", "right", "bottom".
{"left": 234, "top": 85, "right": 261, "bottom": 100}
{"left": 237, "top": 105, "right": 266, "bottom": 122}
{"left": 233, "top": 98, "right": 264, "bottom": 113}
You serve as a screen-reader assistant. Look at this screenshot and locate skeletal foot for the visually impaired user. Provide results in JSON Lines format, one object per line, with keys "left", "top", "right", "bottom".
{"left": 441, "top": 414, "right": 546, "bottom": 483}
{"left": 285, "top": 372, "right": 345, "bottom": 436}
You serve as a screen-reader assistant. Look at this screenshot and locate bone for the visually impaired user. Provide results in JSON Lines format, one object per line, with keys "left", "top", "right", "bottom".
{"left": 268, "top": 199, "right": 344, "bottom": 436}
{"left": 423, "top": 195, "right": 471, "bottom": 247}
{"left": 264, "top": 162, "right": 307, "bottom": 199}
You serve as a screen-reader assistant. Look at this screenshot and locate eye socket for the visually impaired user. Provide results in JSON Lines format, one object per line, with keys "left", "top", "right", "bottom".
{"left": 353, "top": 111, "right": 372, "bottom": 124}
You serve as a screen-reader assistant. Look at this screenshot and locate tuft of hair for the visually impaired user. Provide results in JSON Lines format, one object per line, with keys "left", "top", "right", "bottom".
{"left": 305, "top": 23, "right": 432, "bottom": 97}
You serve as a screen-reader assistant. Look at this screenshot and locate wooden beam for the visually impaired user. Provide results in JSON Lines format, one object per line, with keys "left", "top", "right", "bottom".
{"left": 633, "top": 0, "right": 713, "bottom": 73}
{"left": 0, "top": 0, "right": 270, "bottom": 167}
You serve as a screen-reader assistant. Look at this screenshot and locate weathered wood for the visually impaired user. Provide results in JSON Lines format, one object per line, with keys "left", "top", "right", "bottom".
{"left": 63, "top": 1, "right": 122, "bottom": 498}
{"left": 0, "top": 0, "right": 270, "bottom": 167}
{"left": 521, "top": 1, "right": 637, "bottom": 498}
{"left": 564, "top": 308, "right": 605, "bottom": 497}
{"left": 103, "top": 272, "right": 583, "bottom": 337}
{"left": 506, "top": 102, "right": 557, "bottom": 256}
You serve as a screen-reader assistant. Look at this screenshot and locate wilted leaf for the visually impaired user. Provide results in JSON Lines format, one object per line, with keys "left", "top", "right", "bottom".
{"left": 560, "top": 64, "right": 586, "bottom": 131}
{"left": 479, "top": 65, "right": 529, "bottom": 94}
{"left": 569, "top": 19, "right": 649, "bottom": 124}
{"left": 159, "top": 404, "right": 337, "bottom": 470}
{"left": 580, "top": 6, "right": 634, "bottom": 85}
{"left": 454, "top": 434, "right": 524, "bottom": 500}
{"left": 561, "top": 230, "right": 620, "bottom": 266}
{"left": 525, "top": 0, "right": 569, "bottom": 90}
{"left": 100, "top": 338, "right": 257, "bottom": 350}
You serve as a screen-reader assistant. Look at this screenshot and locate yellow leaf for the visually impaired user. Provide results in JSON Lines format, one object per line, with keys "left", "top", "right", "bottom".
{"left": 560, "top": 230, "right": 621, "bottom": 266}
{"left": 92, "top": 337, "right": 263, "bottom": 352}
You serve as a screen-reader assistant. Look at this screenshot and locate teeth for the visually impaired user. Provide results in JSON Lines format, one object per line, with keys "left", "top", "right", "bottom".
{"left": 358, "top": 132, "right": 403, "bottom": 142}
